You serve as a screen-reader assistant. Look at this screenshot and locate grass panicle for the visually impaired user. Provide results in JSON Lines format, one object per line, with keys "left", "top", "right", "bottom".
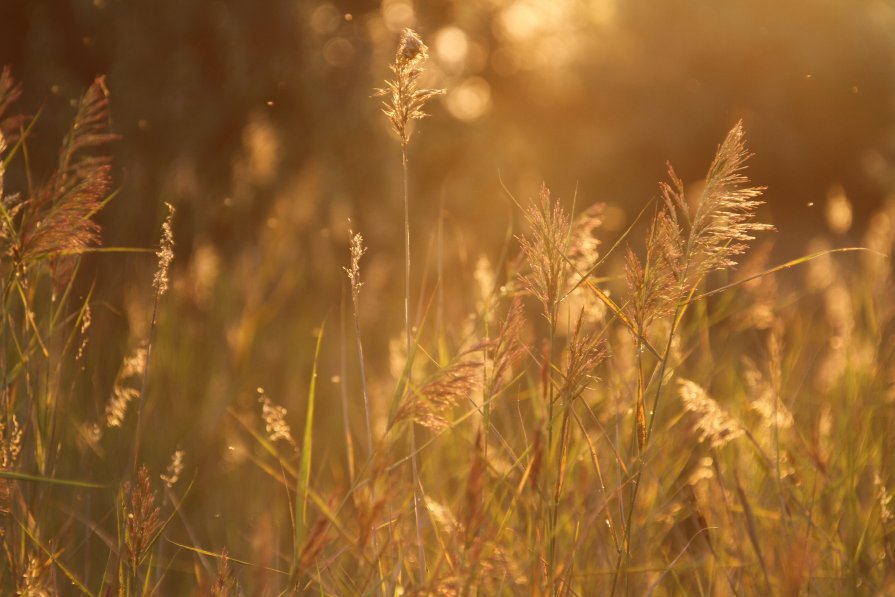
{"left": 519, "top": 183, "right": 571, "bottom": 322}
{"left": 123, "top": 465, "right": 162, "bottom": 572}
{"left": 375, "top": 28, "right": 445, "bottom": 150}
{"left": 257, "top": 390, "right": 297, "bottom": 451}
{"left": 678, "top": 379, "right": 745, "bottom": 449}
{"left": 661, "top": 120, "right": 774, "bottom": 287}
{"left": 375, "top": 28, "right": 444, "bottom": 584}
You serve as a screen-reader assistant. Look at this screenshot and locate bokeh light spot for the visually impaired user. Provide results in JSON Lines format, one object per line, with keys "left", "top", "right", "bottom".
{"left": 435, "top": 27, "right": 469, "bottom": 71}
{"left": 825, "top": 185, "right": 853, "bottom": 234}
{"left": 499, "top": 1, "right": 542, "bottom": 41}
{"left": 445, "top": 77, "right": 492, "bottom": 122}
{"left": 311, "top": 3, "right": 341, "bottom": 35}
{"left": 323, "top": 37, "right": 355, "bottom": 67}
{"left": 381, "top": 0, "right": 415, "bottom": 32}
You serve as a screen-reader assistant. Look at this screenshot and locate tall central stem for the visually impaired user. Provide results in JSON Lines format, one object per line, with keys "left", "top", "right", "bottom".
{"left": 403, "top": 146, "right": 426, "bottom": 583}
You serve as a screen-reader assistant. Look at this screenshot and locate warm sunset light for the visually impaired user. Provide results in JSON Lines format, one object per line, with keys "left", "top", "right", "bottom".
{"left": 1, "top": 1, "right": 894, "bottom": 594}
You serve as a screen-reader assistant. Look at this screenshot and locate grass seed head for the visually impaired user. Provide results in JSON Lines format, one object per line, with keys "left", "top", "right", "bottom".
{"left": 160, "top": 448, "right": 185, "bottom": 489}
{"left": 518, "top": 184, "right": 570, "bottom": 321}
{"left": 343, "top": 227, "right": 366, "bottom": 307}
{"left": 153, "top": 202, "right": 176, "bottom": 296}
{"left": 123, "top": 465, "right": 162, "bottom": 570}
{"left": 104, "top": 346, "right": 148, "bottom": 428}
{"left": 678, "top": 379, "right": 744, "bottom": 449}
{"left": 662, "top": 122, "right": 773, "bottom": 287}
{"left": 211, "top": 547, "right": 237, "bottom": 596}
{"left": 375, "top": 28, "right": 444, "bottom": 148}
{"left": 396, "top": 354, "right": 483, "bottom": 431}
{"left": 257, "top": 390, "right": 297, "bottom": 450}
{"left": 18, "top": 554, "right": 52, "bottom": 597}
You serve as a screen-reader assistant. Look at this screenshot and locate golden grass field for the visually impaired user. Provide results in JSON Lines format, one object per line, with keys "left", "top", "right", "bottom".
{"left": 2, "top": 9, "right": 895, "bottom": 596}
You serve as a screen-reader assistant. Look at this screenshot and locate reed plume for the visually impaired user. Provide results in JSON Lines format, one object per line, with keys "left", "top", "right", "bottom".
{"left": 632, "top": 122, "right": 771, "bottom": 450}
{"left": 342, "top": 226, "right": 382, "bottom": 592}
{"left": 395, "top": 348, "right": 483, "bottom": 432}
{"left": 661, "top": 120, "right": 773, "bottom": 287}
{"left": 613, "top": 123, "right": 771, "bottom": 595}
{"left": 375, "top": 28, "right": 444, "bottom": 582}
{"left": 624, "top": 212, "right": 681, "bottom": 335}
{"left": 519, "top": 184, "right": 570, "bottom": 322}
{"left": 558, "top": 313, "right": 608, "bottom": 403}
{"left": 678, "top": 379, "right": 744, "bottom": 449}
{"left": 104, "top": 346, "right": 148, "bottom": 429}
{"left": 375, "top": 29, "right": 445, "bottom": 150}
{"left": 0, "top": 75, "right": 115, "bottom": 284}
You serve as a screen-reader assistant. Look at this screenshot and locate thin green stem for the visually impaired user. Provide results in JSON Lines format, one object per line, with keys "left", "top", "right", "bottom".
{"left": 546, "top": 306, "right": 557, "bottom": 594}
{"left": 130, "top": 292, "right": 160, "bottom": 478}
{"left": 611, "top": 279, "right": 691, "bottom": 596}
{"left": 349, "top": 269, "right": 382, "bottom": 595}
{"left": 403, "top": 146, "right": 426, "bottom": 583}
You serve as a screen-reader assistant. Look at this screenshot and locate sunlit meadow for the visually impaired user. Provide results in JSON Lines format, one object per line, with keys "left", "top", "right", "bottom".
{"left": 2, "top": 2, "right": 895, "bottom": 595}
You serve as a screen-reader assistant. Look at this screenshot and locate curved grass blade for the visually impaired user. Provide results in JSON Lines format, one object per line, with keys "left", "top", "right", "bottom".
{"left": 294, "top": 322, "right": 325, "bottom": 578}
{"left": 166, "top": 539, "right": 289, "bottom": 575}
{"left": 686, "top": 247, "right": 877, "bottom": 303}
{"left": 0, "top": 470, "right": 105, "bottom": 488}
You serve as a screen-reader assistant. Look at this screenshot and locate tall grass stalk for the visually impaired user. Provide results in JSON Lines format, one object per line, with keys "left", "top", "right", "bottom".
{"left": 402, "top": 146, "right": 426, "bottom": 581}
{"left": 338, "top": 288, "right": 356, "bottom": 483}
{"left": 343, "top": 228, "right": 382, "bottom": 593}
{"left": 516, "top": 184, "right": 573, "bottom": 592}
{"left": 375, "top": 28, "right": 443, "bottom": 583}
{"left": 612, "top": 122, "right": 771, "bottom": 594}
{"left": 131, "top": 202, "right": 175, "bottom": 477}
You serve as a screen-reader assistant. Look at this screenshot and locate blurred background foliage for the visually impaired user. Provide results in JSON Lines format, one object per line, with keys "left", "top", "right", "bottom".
{"left": 3, "top": 0, "right": 895, "bottom": 570}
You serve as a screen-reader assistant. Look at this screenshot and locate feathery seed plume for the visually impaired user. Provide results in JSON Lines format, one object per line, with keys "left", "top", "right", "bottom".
{"left": 160, "top": 449, "right": 185, "bottom": 488}
{"left": 343, "top": 227, "right": 366, "bottom": 306}
{"left": 661, "top": 122, "right": 773, "bottom": 287}
{"left": 153, "top": 202, "right": 175, "bottom": 296}
{"left": 375, "top": 29, "right": 445, "bottom": 149}
{"left": 518, "top": 184, "right": 570, "bottom": 321}
{"left": 678, "top": 379, "right": 744, "bottom": 449}
{"left": 104, "top": 346, "right": 148, "bottom": 428}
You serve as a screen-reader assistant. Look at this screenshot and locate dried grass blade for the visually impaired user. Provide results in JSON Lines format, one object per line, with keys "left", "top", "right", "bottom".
{"left": 13, "top": 278, "right": 49, "bottom": 356}
{"left": 687, "top": 247, "right": 875, "bottom": 303}
{"left": 0, "top": 469, "right": 104, "bottom": 488}
{"left": 165, "top": 538, "right": 289, "bottom": 575}
{"left": 582, "top": 277, "right": 662, "bottom": 361}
